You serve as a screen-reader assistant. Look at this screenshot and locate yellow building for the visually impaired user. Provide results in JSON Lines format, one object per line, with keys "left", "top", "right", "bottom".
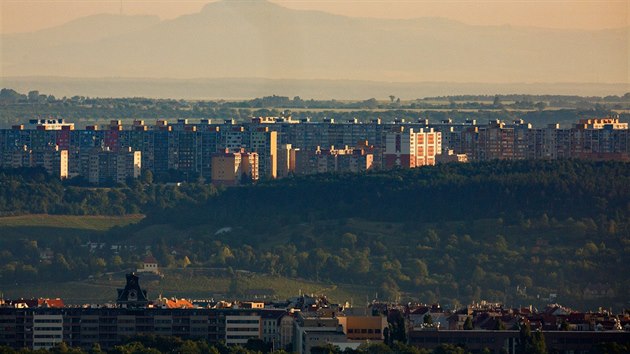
{"left": 211, "top": 149, "right": 259, "bottom": 186}
{"left": 337, "top": 315, "right": 387, "bottom": 341}
{"left": 277, "top": 144, "right": 297, "bottom": 178}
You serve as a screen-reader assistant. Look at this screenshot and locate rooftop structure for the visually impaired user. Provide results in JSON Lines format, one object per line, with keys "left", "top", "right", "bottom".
{"left": 28, "top": 118, "right": 74, "bottom": 131}
{"left": 116, "top": 273, "right": 149, "bottom": 308}
{"left": 1, "top": 117, "right": 628, "bottom": 184}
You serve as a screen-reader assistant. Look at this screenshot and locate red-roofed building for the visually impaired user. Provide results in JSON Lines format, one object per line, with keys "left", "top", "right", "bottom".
{"left": 137, "top": 255, "right": 160, "bottom": 275}
{"left": 4, "top": 298, "right": 64, "bottom": 308}
{"left": 155, "top": 296, "right": 195, "bottom": 309}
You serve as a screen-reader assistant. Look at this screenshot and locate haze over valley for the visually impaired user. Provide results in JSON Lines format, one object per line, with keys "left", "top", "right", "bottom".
{"left": 2, "top": 0, "right": 628, "bottom": 99}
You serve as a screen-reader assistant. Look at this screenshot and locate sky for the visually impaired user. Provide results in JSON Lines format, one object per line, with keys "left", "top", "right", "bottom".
{"left": 1, "top": 0, "right": 628, "bottom": 34}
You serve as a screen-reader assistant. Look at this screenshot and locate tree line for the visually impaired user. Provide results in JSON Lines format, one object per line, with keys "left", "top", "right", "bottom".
{"left": 0, "top": 332, "right": 627, "bottom": 354}
{"left": 1, "top": 89, "right": 628, "bottom": 129}
{"left": 0, "top": 160, "right": 628, "bottom": 308}
{"left": 0, "top": 168, "right": 217, "bottom": 216}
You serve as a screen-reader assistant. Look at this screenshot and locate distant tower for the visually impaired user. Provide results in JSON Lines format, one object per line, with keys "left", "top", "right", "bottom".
{"left": 120, "top": 0, "right": 123, "bottom": 16}
{"left": 116, "top": 273, "right": 149, "bottom": 308}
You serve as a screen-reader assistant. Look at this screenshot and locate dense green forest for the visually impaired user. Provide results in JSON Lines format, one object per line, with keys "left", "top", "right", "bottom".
{"left": 1, "top": 89, "right": 628, "bottom": 128}
{"left": 0, "top": 161, "right": 629, "bottom": 309}
{"left": 0, "top": 168, "right": 217, "bottom": 216}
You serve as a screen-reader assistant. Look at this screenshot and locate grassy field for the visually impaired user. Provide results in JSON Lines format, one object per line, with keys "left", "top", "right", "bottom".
{"left": 0, "top": 214, "right": 145, "bottom": 240}
{"left": 0, "top": 214, "right": 144, "bottom": 230}
{"left": 1, "top": 270, "right": 374, "bottom": 305}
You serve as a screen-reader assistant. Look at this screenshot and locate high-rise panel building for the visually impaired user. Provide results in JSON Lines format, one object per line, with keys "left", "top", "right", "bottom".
{"left": 0, "top": 145, "right": 68, "bottom": 179}
{"left": 248, "top": 127, "right": 277, "bottom": 179}
{"left": 384, "top": 127, "right": 441, "bottom": 169}
{"left": 2, "top": 117, "right": 629, "bottom": 183}
{"left": 211, "top": 149, "right": 259, "bottom": 186}
{"left": 87, "top": 147, "right": 141, "bottom": 184}
{"left": 277, "top": 143, "right": 297, "bottom": 178}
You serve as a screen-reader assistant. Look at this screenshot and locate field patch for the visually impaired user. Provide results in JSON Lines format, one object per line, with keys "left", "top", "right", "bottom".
{"left": 0, "top": 214, "right": 144, "bottom": 231}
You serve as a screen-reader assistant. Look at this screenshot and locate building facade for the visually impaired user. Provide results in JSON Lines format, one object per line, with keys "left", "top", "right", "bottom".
{"left": 1, "top": 117, "right": 629, "bottom": 183}
{"left": 211, "top": 150, "right": 259, "bottom": 186}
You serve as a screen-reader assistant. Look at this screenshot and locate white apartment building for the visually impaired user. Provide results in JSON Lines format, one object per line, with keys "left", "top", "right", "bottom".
{"left": 32, "top": 314, "right": 63, "bottom": 350}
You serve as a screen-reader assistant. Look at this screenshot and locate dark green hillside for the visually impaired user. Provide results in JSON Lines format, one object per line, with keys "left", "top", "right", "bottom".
{"left": 135, "top": 160, "right": 629, "bottom": 308}
{"left": 151, "top": 160, "right": 629, "bottom": 226}
{"left": 1, "top": 160, "right": 628, "bottom": 309}
{"left": 0, "top": 167, "right": 217, "bottom": 216}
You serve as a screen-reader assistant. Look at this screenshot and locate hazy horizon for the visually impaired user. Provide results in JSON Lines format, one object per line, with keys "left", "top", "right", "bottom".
{"left": 1, "top": 0, "right": 628, "bottom": 97}
{"left": 4, "top": 77, "right": 629, "bottom": 100}
{"left": 2, "top": 0, "right": 628, "bottom": 35}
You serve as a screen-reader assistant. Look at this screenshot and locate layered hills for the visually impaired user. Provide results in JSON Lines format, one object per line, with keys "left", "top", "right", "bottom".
{"left": 2, "top": 0, "right": 627, "bottom": 91}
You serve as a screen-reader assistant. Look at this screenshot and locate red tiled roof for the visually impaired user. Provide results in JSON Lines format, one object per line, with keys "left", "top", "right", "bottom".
{"left": 38, "top": 298, "right": 65, "bottom": 308}
{"left": 143, "top": 255, "right": 158, "bottom": 264}
{"left": 166, "top": 298, "right": 194, "bottom": 309}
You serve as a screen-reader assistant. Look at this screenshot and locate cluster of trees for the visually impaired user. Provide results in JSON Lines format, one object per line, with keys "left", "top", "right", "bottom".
{"left": 0, "top": 333, "right": 627, "bottom": 354}
{"left": 4, "top": 89, "right": 628, "bottom": 110}
{"left": 421, "top": 94, "right": 630, "bottom": 112}
{"left": 131, "top": 160, "right": 630, "bottom": 307}
{"left": 0, "top": 160, "right": 628, "bottom": 309}
{"left": 0, "top": 168, "right": 217, "bottom": 216}
{"left": 1, "top": 89, "right": 628, "bottom": 129}
{"left": 174, "top": 159, "right": 630, "bottom": 225}
{"left": 516, "top": 322, "right": 546, "bottom": 354}
{"left": 425, "top": 93, "right": 630, "bottom": 104}
{"left": 0, "top": 341, "right": 467, "bottom": 354}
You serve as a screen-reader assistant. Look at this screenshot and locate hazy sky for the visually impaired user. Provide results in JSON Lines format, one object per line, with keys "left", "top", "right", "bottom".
{"left": 1, "top": 0, "right": 628, "bottom": 34}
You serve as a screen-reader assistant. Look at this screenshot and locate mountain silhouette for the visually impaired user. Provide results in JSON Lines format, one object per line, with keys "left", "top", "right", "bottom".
{"left": 1, "top": 0, "right": 627, "bottom": 86}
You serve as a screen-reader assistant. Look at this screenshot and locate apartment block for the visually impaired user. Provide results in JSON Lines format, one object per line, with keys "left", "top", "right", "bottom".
{"left": 2, "top": 117, "right": 629, "bottom": 183}
{"left": 436, "top": 149, "right": 469, "bottom": 164}
{"left": 211, "top": 150, "right": 259, "bottom": 186}
{"left": 293, "top": 312, "right": 347, "bottom": 354}
{"left": 277, "top": 143, "right": 298, "bottom": 178}
{"left": 384, "top": 127, "right": 441, "bottom": 169}
{"left": 337, "top": 314, "right": 387, "bottom": 341}
{"left": 0, "top": 145, "right": 68, "bottom": 179}
{"left": 248, "top": 127, "right": 277, "bottom": 179}
{"left": 225, "top": 314, "right": 261, "bottom": 345}
{"left": 293, "top": 145, "right": 373, "bottom": 175}
{"left": 32, "top": 313, "right": 63, "bottom": 350}
{"left": 87, "top": 147, "right": 141, "bottom": 184}
{"left": 0, "top": 306, "right": 293, "bottom": 351}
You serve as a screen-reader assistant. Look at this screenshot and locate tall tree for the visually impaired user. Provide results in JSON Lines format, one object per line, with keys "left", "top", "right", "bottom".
{"left": 463, "top": 316, "right": 474, "bottom": 330}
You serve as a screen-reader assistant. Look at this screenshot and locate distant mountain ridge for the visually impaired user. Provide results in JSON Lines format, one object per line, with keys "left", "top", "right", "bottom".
{"left": 1, "top": 0, "right": 627, "bottom": 94}
{"left": 2, "top": 76, "right": 629, "bottom": 100}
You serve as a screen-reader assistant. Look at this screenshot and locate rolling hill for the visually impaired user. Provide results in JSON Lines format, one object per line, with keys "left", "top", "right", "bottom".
{"left": 2, "top": 0, "right": 627, "bottom": 86}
